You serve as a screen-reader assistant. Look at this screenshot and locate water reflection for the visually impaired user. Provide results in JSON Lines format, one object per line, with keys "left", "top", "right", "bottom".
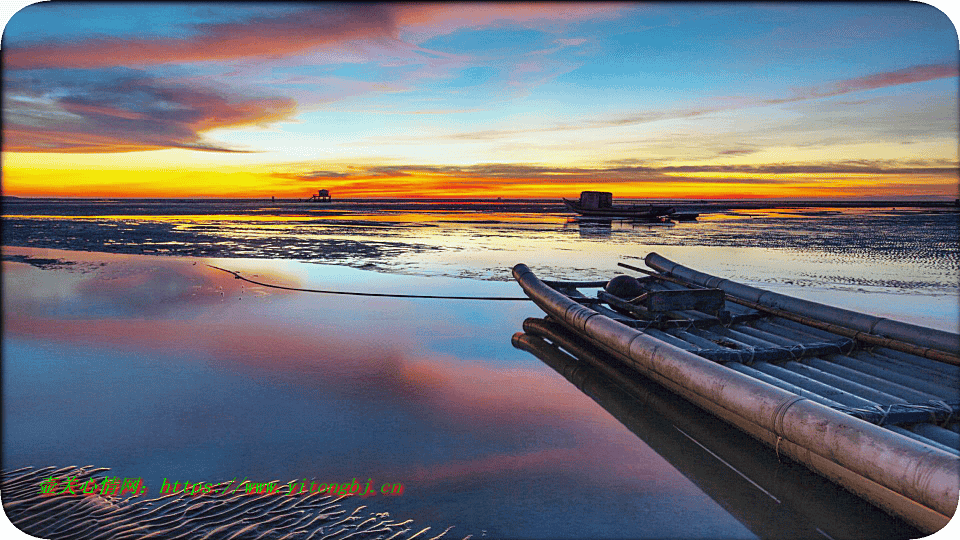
{"left": 4, "top": 250, "right": 756, "bottom": 539}
{"left": 564, "top": 217, "right": 676, "bottom": 237}
{"left": 3, "top": 198, "right": 958, "bottom": 536}
{"left": 512, "top": 318, "right": 920, "bottom": 540}
{"left": 5, "top": 202, "right": 957, "bottom": 310}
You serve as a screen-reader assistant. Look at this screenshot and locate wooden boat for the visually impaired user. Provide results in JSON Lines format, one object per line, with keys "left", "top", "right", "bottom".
{"left": 512, "top": 253, "right": 959, "bottom": 534}
{"left": 563, "top": 191, "right": 674, "bottom": 219}
{"left": 562, "top": 198, "right": 674, "bottom": 219}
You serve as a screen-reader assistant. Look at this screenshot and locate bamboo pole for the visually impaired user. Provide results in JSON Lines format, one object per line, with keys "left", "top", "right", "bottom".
{"left": 617, "top": 261, "right": 960, "bottom": 367}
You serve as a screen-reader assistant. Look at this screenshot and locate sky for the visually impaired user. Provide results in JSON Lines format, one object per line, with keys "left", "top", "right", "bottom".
{"left": 1, "top": 2, "right": 958, "bottom": 199}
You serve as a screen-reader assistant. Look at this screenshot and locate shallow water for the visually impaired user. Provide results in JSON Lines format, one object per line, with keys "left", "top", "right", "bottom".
{"left": 4, "top": 249, "right": 759, "bottom": 539}
{"left": 4, "top": 199, "right": 958, "bottom": 331}
{"left": 2, "top": 200, "right": 957, "bottom": 538}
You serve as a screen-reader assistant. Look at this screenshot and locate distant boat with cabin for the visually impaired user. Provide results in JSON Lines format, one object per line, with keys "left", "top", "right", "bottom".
{"left": 563, "top": 191, "right": 697, "bottom": 221}
{"left": 305, "top": 189, "right": 331, "bottom": 203}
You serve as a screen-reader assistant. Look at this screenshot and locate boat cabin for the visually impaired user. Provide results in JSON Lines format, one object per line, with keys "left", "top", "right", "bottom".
{"left": 307, "top": 189, "right": 331, "bottom": 202}
{"left": 579, "top": 191, "right": 613, "bottom": 210}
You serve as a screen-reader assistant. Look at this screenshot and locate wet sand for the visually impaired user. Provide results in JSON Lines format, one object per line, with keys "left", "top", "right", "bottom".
{"left": 5, "top": 200, "right": 955, "bottom": 330}
{"left": 2, "top": 466, "right": 448, "bottom": 540}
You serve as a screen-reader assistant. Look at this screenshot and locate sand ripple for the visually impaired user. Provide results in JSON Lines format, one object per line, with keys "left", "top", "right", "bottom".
{"left": 2, "top": 467, "right": 459, "bottom": 540}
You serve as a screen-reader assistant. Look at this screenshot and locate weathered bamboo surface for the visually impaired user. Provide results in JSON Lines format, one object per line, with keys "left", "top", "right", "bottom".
{"left": 1, "top": 466, "right": 457, "bottom": 540}
{"left": 513, "top": 260, "right": 959, "bottom": 534}
{"left": 643, "top": 252, "right": 960, "bottom": 361}
{"left": 618, "top": 260, "right": 960, "bottom": 366}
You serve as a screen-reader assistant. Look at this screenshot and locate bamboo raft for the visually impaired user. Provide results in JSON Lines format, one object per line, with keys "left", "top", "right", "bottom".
{"left": 512, "top": 253, "right": 959, "bottom": 534}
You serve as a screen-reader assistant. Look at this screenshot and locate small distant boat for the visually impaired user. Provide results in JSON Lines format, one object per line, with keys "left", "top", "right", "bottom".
{"left": 666, "top": 211, "right": 699, "bottom": 221}
{"left": 512, "top": 253, "right": 959, "bottom": 534}
{"left": 563, "top": 191, "right": 674, "bottom": 219}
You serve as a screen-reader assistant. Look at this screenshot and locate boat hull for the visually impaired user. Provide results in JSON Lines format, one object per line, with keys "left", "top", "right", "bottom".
{"left": 563, "top": 198, "right": 673, "bottom": 219}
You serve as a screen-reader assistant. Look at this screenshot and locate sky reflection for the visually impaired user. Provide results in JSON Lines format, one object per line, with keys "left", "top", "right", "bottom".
{"left": 3, "top": 248, "right": 756, "bottom": 538}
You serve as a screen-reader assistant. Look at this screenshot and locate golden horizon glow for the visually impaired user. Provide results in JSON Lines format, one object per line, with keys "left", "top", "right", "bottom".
{"left": 2, "top": 4, "right": 958, "bottom": 200}
{"left": 4, "top": 160, "right": 956, "bottom": 200}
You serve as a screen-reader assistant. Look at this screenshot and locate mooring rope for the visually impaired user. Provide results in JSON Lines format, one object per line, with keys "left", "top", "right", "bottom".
{"left": 831, "top": 400, "right": 960, "bottom": 426}
{"left": 206, "top": 264, "right": 531, "bottom": 301}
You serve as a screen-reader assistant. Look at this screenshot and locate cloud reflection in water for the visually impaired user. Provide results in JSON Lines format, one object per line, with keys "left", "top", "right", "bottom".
{"left": 3, "top": 248, "right": 753, "bottom": 538}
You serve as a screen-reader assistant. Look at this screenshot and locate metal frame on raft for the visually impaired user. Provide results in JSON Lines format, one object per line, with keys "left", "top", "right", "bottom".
{"left": 511, "top": 253, "right": 959, "bottom": 534}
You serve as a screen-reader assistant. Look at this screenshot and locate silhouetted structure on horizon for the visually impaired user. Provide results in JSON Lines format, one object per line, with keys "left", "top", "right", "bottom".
{"left": 307, "top": 189, "right": 331, "bottom": 202}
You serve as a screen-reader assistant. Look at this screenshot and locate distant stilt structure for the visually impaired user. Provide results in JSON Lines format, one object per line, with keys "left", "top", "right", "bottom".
{"left": 307, "top": 189, "right": 331, "bottom": 203}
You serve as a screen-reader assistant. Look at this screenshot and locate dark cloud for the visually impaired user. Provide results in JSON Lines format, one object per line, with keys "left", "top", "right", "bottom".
{"left": 3, "top": 71, "right": 295, "bottom": 153}
{"left": 658, "top": 162, "right": 959, "bottom": 175}
{"left": 271, "top": 159, "right": 957, "bottom": 190}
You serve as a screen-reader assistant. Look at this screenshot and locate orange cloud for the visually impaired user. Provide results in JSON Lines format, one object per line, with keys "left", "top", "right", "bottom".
{"left": 394, "top": 3, "right": 626, "bottom": 41}
{"left": 765, "top": 63, "right": 960, "bottom": 104}
{"left": 4, "top": 6, "right": 398, "bottom": 69}
{"left": 272, "top": 160, "right": 957, "bottom": 184}
{"left": 262, "top": 160, "right": 959, "bottom": 199}
{"left": 2, "top": 4, "right": 629, "bottom": 155}
{"left": 425, "top": 62, "right": 960, "bottom": 141}
{"left": 4, "top": 4, "right": 625, "bottom": 70}
{"left": 3, "top": 76, "right": 295, "bottom": 153}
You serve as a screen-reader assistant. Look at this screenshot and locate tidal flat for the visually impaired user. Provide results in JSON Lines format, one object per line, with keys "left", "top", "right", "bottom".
{"left": 2, "top": 200, "right": 957, "bottom": 539}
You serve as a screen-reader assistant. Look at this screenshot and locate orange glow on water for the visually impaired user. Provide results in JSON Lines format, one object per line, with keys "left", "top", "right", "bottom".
{"left": 327, "top": 211, "right": 560, "bottom": 223}
{"left": 0, "top": 212, "right": 561, "bottom": 227}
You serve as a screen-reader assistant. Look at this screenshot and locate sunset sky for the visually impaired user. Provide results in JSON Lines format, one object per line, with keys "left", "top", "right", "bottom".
{"left": 2, "top": 2, "right": 958, "bottom": 199}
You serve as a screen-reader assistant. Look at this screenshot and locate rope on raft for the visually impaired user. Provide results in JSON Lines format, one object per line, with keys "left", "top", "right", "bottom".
{"left": 207, "top": 264, "right": 532, "bottom": 301}
{"left": 832, "top": 400, "right": 960, "bottom": 426}
{"left": 693, "top": 338, "right": 858, "bottom": 365}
